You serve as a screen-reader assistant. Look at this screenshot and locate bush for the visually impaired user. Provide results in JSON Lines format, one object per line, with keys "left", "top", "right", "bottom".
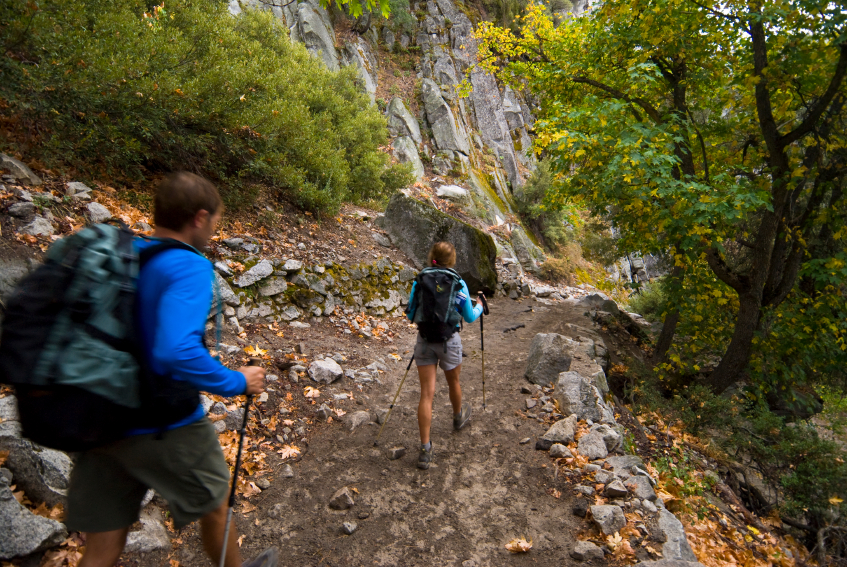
{"left": 515, "top": 157, "right": 579, "bottom": 251}
{"left": 625, "top": 277, "right": 669, "bottom": 321}
{"left": 0, "top": 0, "right": 412, "bottom": 214}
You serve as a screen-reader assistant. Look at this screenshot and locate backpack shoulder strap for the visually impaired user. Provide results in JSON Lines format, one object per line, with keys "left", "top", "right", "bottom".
{"left": 138, "top": 239, "right": 201, "bottom": 268}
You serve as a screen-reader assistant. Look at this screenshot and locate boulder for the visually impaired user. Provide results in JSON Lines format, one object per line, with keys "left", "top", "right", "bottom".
{"left": 549, "top": 444, "right": 573, "bottom": 459}
{"left": 524, "top": 334, "right": 574, "bottom": 386}
{"left": 510, "top": 226, "right": 544, "bottom": 273}
{"left": 577, "top": 429, "right": 609, "bottom": 460}
{"left": 329, "top": 486, "right": 355, "bottom": 510}
{"left": 65, "top": 181, "right": 91, "bottom": 196}
{"left": 590, "top": 504, "right": 626, "bottom": 535}
{"left": 378, "top": 193, "right": 497, "bottom": 294}
{"left": 0, "top": 258, "right": 30, "bottom": 300}
{"left": 570, "top": 540, "right": 604, "bottom": 561}
{"left": 86, "top": 202, "right": 112, "bottom": 223}
{"left": 7, "top": 201, "right": 35, "bottom": 220}
{"left": 436, "top": 185, "right": 471, "bottom": 203}
{"left": 535, "top": 414, "right": 578, "bottom": 450}
{"left": 468, "top": 70, "right": 521, "bottom": 187}
{"left": 554, "top": 371, "right": 615, "bottom": 423}
{"left": 234, "top": 259, "right": 274, "bottom": 287}
{"left": 625, "top": 475, "right": 657, "bottom": 502}
{"left": 283, "top": 259, "right": 303, "bottom": 271}
{"left": 259, "top": 277, "right": 288, "bottom": 297}
{"left": 386, "top": 97, "right": 422, "bottom": 144}
{"left": 309, "top": 359, "right": 343, "bottom": 384}
{"left": 590, "top": 423, "right": 622, "bottom": 452}
{"left": 124, "top": 507, "right": 170, "bottom": 553}
{"left": 341, "top": 37, "right": 378, "bottom": 102}
{"left": 604, "top": 479, "right": 628, "bottom": 497}
{"left": 421, "top": 78, "right": 470, "bottom": 154}
{"left": 20, "top": 216, "right": 54, "bottom": 236}
{"left": 605, "top": 455, "right": 645, "bottom": 474}
{"left": 345, "top": 411, "right": 371, "bottom": 431}
{"left": 296, "top": 0, "right": 340, "bottom": 71}
{"left": 0, "top": 483, "right": 67, "bottom": 559}
{"left": 0, "top": 154, "right": 42, "bottom": 186}
{"left": 657, "top": 509, "right": 698, "bottom": 562}
{"left": 392, "top": 136, "right": 425, "bottom": 181}
{"left": 0, "top": 421, "right": 72, "bottom": 506}
{"left": 214, "top": 272, "right": 240, "bottom": 307}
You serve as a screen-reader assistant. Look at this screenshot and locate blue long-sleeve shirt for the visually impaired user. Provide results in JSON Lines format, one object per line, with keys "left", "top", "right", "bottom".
{"left": 406, "top": 278, "right": 483, "bottom": 325}
{"left": 132, "top": 239, "right": 245, "bottom": 433}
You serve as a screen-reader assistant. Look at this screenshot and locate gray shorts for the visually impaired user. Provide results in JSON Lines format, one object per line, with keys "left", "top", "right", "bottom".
{"left": 414, "top": 333, "right": 463, "bottom": 371}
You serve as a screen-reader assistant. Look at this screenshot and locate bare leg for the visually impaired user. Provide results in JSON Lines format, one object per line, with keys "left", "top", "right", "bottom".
{"left": 200, "top": 499, "right": 243, "bottom": 567}
{"left": 417, "top": 364, "right": 437, "bottom": 445}
{"left": 444, "top": 364, "right": 463, "bottom": 414}
{"left": 79, "top": 528, "right": 129, "bottom": 567}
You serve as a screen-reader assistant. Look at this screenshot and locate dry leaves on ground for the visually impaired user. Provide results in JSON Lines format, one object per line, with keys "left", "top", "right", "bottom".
{"left": 505, "top": 537, "right": 533, "bottom": 553}
{"left": 40, "top": 534, "right": 85, "bottom": 567}
{"left": 278, "top": 444, "right": 301, "bottom": 460}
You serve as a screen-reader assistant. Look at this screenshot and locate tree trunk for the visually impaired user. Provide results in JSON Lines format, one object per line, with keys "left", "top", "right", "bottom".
{"left": 651, "top": 265, "right": 683, "bottom": 367}
{"left": 706, "top": 293, "right": 762, "bottom": 393}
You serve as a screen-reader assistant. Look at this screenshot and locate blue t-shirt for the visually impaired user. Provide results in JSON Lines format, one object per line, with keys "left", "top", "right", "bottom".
{"left": 406, "top": 278, "right": 483, "bottom": 325}
{"left": 132, "top": 238, "right": 246, "bottom": 433}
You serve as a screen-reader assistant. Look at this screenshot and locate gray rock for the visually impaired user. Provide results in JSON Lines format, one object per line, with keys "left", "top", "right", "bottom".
{"left": 570, "top": 540, "right": 604, "bottom": 561}
{"left": 0, "top": 154, "right": 42, "bottom": 185}
{"left": 510, "top": 226, "right": 545, "bottom": 273}
{"left": 235, "top": 259, "right": 274, "bottom": 287}
{"left": 223, "top": 237, "right": 244, "bottom": 249}
{"left": 225, "top": 408, "right": 245, "bottom": 430}
{"left": 536, "top": 414, "right": 578, "bottom": 450}
{"left": 554, "top": 371, "right": 614, "bottom": 423}
{"left": 435, "top": 185, "right": 470, "bottom": 202}
{"left": 388, "top": 446, "right": 406, "bottom": 460}
{"left": 256, "top": 478, "right": 271, "bottom": 490}
{"left": 0, "top": 424, "right": 71, "bottom": 507}
{"left": 371, "top": 232, "right": 392, "bottom": 248}
{"left": 341, "top": 37, "right": 378, "bottom": 102}
{"left": 375, "top": 409, "right": 389, "bottom": 425}
{"left": 283, "top": 259, "right": 303, "bottom": 271}
{"left": 572, "top": 498, "right": 590, "bottom": 518}
{"left": 316, "top": 404, "right": 332, "bottom": 420}
{"left": 281, "top": 464, "right": 295, "bottom": 478}
{"left": 421, "top": 78, "right": 470, "bottom": 154}
{"left": 519, "top": 437, "right": 531, "bottom": 444}
{"left": 590, "top": 504, "right": 626, "bottom": 535}
{"left": 214, "top": 272, "right": 240, "bottom": 307}
{"left": 578, "top": 430, "right": 609, "bottom": 460}
{"left": 575, "top": 485, "right": 595, "bottom": 497}
{"left": 594, "top": 470, "right": 615, "bottom": 485}
{"left": 290, "top": 321, "right": 311, "bottom": 329}
{"left": 0, "top": 259, "right": 30, "bottom": 301}
{"left": 20, "top": 216, "right": 54, "bottom": 236}
{"left": 549, "top": 444, "right": 573, "bottom": 459}
{"left": 345, "top": 411, "right": 371, "bottom": 431}
{"left": 625, "top": 475, "right": 657, "bottom": 501}
{"left": 386, "top": 97, "right": 421, "bottom": 144}
{"left": 12, "top": 189, "right": 32, "bottom": 202}
{"left": 259, "top": 277, "right": 288, "bottom": 297}
{"left": 0, "top": 483, "right": 67, "bottom": 559}
{"left": 637, "top": 561, "right": 706, "bottom": 567}
{"left": 296, "top": 0, "right": 340, "bottom": 71}
{"left": 604, "top": 479, "right": 628, "bottom": 497}
{"left": 604, "top": 455, "right": 644, "bottom": 473}
{"left": 341, "top": 521, "right": 358, "bottom": 535}
{"left": 525, "top": 334, "right": 574, "bottom": 386}
{"left": 0, "top": 396, "right": 18, "bottom": 422}
{"left": 7, "top": 201, "right": 35, "bottom": 219}
{"left": 643, "top": 499, "right": 658, "bottom": 513}
{"left": 124, "top": 507, "right": 170, "bottom": 553}
{"left": 391, "top": 136, "right": 425, "bottom": 180}
{"left": 86, "top": 202, "right": 112, "bottom": 223}
{"left": 309, "top": 359, "right": 343, "bottom": 384}
{"left": 583, "top": 463, "right": 601, "bottom": 473}
{"left": 280, "top": 305, "right": 303, "bottom": 321}
{"left": 65, "top": 182, "right": 91, "bottom": 196}
{"left": 329, "top": 486, "right": 355, "bottom": 510}
{"left": 468, "top": 70, "right": 522, "bottom": 187}
{"left": 525, "top": 399, "right": 537, "bottom": 409}
{"left": 590, "top": 423, "right": 622, "bottom": 452}
{"left": 657, "top": 509, "right": 698, "bottom": 561}
{"left": 378, "top": 193, "right": 497, "bottom": 293}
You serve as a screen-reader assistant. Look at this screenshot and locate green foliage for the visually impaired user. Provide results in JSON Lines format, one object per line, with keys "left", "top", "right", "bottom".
{"left": 515, "top": 158, "right": 580, "bottom": 251}
{"left": 0, "top": 0, "right": 411, "bottom": 214}
{"left": 381, "top": 0, "right": 417, "bottom": 33}
{"left": 323, "top": 0, "right": 391, "bottom": 18}
{"left": 482, "top": 0, "right": 528, "bottom": 34}
{"left": 625, "top": 277, "right": 669, "bottom": 322}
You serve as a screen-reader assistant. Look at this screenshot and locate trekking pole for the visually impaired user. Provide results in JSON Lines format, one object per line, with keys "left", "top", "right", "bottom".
{"left": 478, "top": 292, "right": 490, "bottom": 411}
{"left": 219, "top": 358, "right": 259, "bottom": 567}
{"left": 373, "top": 354, "right": 414, "bottom": 447}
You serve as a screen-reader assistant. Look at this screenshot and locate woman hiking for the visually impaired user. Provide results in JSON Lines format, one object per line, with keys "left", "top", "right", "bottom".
{"left": 405, "top": 241, "right": 484, "bottom": 470}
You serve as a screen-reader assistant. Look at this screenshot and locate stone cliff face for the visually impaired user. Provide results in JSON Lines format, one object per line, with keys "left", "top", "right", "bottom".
{"left": 229, "top": 0, "right": 548, "bottom": 273}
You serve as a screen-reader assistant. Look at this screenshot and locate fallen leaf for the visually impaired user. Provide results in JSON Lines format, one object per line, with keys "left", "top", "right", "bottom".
{"left": 244, "top": 344, "right": 267, "bottom": 357}
{"left": 304, "top": 386, "right": 320, "bottom": 398}
{"left": 505, "top": 537, "right": 532, "bottom": 553}
{"left": 282, "top": 419, "right": 294, "bottom": 426}
{"left": 278, "top": 444, "right": 301, "bottom": 459}
{"left": 335, "top": 409, "right": 346, "bottom": 417}
{"left": 237, "top": 534, "right": 245, "bottom": 547}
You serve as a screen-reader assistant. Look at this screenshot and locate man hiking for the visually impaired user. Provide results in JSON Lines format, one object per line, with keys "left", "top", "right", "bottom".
{"left": 65, "top": 172, "right": 277, "bottom": 567}
{"left": 405, "top": 241, "right": 484, "bottom": 470}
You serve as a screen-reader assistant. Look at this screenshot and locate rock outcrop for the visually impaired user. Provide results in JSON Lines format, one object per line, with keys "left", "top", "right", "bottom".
{"left": 378, "top": 192, "right": 497, "bottom": 293}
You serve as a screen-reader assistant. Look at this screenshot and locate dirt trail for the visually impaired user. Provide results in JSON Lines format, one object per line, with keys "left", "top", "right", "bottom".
{"left": 159, "top": 297, "right": 593, "bottom": 567}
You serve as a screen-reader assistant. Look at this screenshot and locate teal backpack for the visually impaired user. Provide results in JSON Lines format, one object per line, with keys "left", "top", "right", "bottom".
{"left": 0, "top": 223, "right": 201, "bottom": 451}
{"left": 410, "top": 267, "right": 464, "bottom": 343}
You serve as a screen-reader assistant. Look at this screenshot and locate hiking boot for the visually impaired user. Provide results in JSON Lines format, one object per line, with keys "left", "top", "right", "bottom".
{"left": 417, "top": 446, "right": 433, "bottom": 470}
{"left": 453, "top": 403, "right": 472, "bottom": 431}
{"left": 243, "top": 546, "right": 279, "bottom": 567}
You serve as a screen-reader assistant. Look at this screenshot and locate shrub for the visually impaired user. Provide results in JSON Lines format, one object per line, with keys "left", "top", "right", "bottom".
{"left": 515, "top": 157, "right": 579, "bottom": 251}
{"left": 0, "top": 0, "right": 412, "bottom": 214}
{"left": 625, "top": 277, "right": 669, "bottom": 321}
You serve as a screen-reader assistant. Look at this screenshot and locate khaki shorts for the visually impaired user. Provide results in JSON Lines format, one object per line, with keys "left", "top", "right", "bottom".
{"left": 414, "top": 332, "right": 463, "bottom": 371}
{"left": 66, "top": 417, "right": 230, "bottom": 532}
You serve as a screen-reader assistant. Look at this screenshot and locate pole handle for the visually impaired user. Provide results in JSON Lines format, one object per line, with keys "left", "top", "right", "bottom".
{"left": 478, "top": 291, "right": 490, "bottom": 315}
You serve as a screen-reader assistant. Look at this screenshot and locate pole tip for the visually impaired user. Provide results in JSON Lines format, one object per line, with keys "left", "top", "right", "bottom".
{"left": 373, "top": 442, "right": 378, "bottom": 447}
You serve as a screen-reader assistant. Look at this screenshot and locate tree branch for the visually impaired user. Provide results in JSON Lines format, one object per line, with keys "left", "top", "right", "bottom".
{"left": 779, "top": 44, "right": 847, "bottom": 148}
{"left": 706, "top": 247, "right": 748, "bottom": 292}
{"left": 570, "top": 76, "right": 663, "bottom": 123}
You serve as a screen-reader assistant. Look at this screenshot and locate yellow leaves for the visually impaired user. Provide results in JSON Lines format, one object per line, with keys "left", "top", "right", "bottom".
{"left": 278, "top": 444, "right": 301, "bottom": 459}
{"left": 574, "top": 149, "right": 586, "bottom": 158}
{"left": 505, "top": 536, "right": 533, "bottom": 553}
{"left": 244, "top": 345, "right": 266, "bottom": 357}
{"left": 829, "top": 496, "right": 843, "bottom": 505}
{"left": 303, "top": 386, "right": 320, "bottom": 398}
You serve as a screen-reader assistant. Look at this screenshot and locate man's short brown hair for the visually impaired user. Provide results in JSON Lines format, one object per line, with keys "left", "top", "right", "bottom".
{"left": 154, "top": 172, "right": 223, "bottom": 231}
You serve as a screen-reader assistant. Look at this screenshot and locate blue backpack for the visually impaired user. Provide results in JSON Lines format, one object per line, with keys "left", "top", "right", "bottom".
{"left": 410, "top": 267, "right": 463, "bottom": 343}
